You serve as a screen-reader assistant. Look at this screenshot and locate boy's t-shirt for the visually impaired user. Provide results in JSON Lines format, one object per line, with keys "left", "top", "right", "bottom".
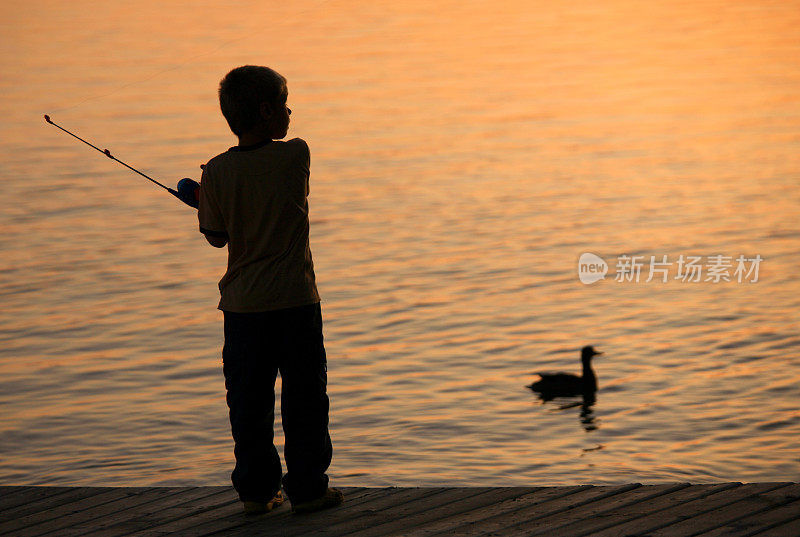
{"left": 198, "top": 137, "right": 320, "bottom": 312}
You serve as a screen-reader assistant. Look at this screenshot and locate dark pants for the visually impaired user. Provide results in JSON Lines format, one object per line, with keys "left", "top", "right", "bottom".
{"left": 222, "top": 302, "right": 332, "bottom": 504}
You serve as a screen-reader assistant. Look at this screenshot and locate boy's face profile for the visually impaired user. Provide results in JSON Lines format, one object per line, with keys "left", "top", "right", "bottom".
{"left": 261, "top": 92, "right": 291, "bottom": 140}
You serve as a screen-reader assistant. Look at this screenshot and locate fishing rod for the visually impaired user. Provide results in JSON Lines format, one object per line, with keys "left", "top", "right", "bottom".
{"left": 43, "top": 115, "right": 200, "bottom": 208}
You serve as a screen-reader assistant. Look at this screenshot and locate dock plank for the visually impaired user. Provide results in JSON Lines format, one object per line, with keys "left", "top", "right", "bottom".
{"left": 176, "top": 487, "right": 384, "bottom": 537}
{"left": 0, "top": 487, "right": 115, "bottom": 534}
{"left": 127, "top": 489, "right": 377, "bottom": 537}
{"left": 233, "top": 487, "right": 414, "bottom": 537}
{"left": 695, "top": 495, "right": 800, "bottom": 537}
{"left": 354, "top": 487, "right": 541, "bottom": 537}
{"left": 753, "top": 517, "right": 800, "bottom": 537}
{"left": 116, "top": 487, "right": 384, "bottom": 537}
{"left": 648, "top": 483, "right": 799, "bottom": 536}
{"left": 79, "top": 487, "right": 232, "bottom": 537}
{"left": 403, "top": 486, "right": 590, "bottom": 536}
{"left": 495, "top": 483, "right": 691, "bottom": 536}
{"left": 275, "top": 488, "right": 454, "bottom": 537}
{"left": 222, "top": 487, "right": 428, "bottom": 537}
{"left": 0, "top": 487, "right": 69, "bottom": 514}
{"left": 0, "top": 483, "right": 796, "bottom": 537}
{"left": 15, "top": 488, "right": 194, "bottom": 537}
{"left": 437, "top": 483, "right": 642, "bottom": 536}
{"left": 53, "top": 487, "right": 211, "bottom": 537}
{"left": 121, "top": 493, "right": 252, "bottom": 536}
{"left": 227, "top": 487, "right": 525, "bottom": 537}
{"left": 576, "top": 482, "right": 744, "bottom": 537}
{"left": 307, "top": 488, "right": 497, "bottom": 537}
{"left": 143, "top": 487, "right": 422, "bottom": 537}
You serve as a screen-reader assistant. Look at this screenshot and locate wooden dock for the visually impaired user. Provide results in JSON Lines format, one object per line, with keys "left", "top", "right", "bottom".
{"left": 1, "top": 483, "right": 797, "bottom": 536}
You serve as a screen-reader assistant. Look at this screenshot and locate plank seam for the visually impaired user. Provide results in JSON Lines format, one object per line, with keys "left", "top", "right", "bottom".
{"left": 0, "top": 487, "right": 34, "bottom": 514}
{"left": 689, "top": 488, "right": 800, "bottom": 537}
{"left": 125, "top": 488, "right": 391, "bottom": 537}
{"left": 571, "top": 482, "right": 742, "bottom": 537}
{"left": 529, "top": 483, "right": 692, "bottom": 537}
{"left": 284, "top": 488, "right": 452, "bottom": 537}
{"left": 77, "top": 488, "right": 234, "bottom": 537}
{"left": 487, "top": 483, "right": 657, "bottom": 536}
{"left": 428, "top": 485, "right": 597, "bottom": 536}
{"left": 348, "top": 488, "right": 502, "bottom": 537}
{"left": 50, "top": 487, "right": 208, "bottom": 537}
{"left": 199, "top": 488, "right": 399, "bottom": 537}
{"left": 0, "top": 488, "right": 116, "bottom": 537}
{"left": 392, "top": 487, "right": 545, "bottom": 535}
{"left": 746, "top": 508, "right": 800, "bottom": 537}
{"left": 0, "top": 487, "right": 58, "bottom": 516}
{"left": 113, "top": 495, "right": 239, "bottom": 537}
{"left": 0, "top": 487, "right": 95, "bottom": 519}
{"left": 16, "top": 488, "right": 167, "bottom": 537}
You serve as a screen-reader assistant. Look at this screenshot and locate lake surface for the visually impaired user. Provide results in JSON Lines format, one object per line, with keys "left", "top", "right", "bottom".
{"left": 1, "top": 0, "right": 798, "bottom": 487}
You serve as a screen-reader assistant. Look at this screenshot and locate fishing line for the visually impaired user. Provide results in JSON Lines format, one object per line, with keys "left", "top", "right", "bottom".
{"left": 48, "top": 35, "right": 249, "bottom": 114}
{"left": 49, "top": 0, "right": 335, "bottom": 114}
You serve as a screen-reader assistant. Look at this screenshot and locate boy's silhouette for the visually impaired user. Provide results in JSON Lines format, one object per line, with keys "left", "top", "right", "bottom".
{"left": 199, "top": 65, "right": 342, "bottom": 515}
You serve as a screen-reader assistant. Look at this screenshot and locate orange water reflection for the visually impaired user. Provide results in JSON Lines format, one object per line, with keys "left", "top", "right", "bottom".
{"left": 0, "top": 0, "right": 798, "bottom": 486}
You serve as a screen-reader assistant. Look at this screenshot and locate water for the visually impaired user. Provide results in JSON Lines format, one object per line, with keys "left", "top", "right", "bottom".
{"left": 1, "top": 0, "right": 798, "bottom": 487}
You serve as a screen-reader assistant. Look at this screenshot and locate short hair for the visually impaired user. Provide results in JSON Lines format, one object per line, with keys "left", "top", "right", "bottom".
{"left": 218, "top": 66, "right": 287, "bottom": 136}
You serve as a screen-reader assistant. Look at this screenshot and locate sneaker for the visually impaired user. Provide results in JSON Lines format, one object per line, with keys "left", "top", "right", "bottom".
{"left": 291, "top": 487, "right": 344, "bottom": 514}
{"left": 242, "top": 491, "right": 285, "bottom": 515}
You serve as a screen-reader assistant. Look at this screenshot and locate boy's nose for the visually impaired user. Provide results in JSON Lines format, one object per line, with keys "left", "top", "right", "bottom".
{"left": 287, "top": 108, "right": 292, "bottom": 116}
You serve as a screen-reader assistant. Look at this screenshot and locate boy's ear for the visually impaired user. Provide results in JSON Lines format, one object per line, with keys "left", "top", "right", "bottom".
{"left": 259, "top": 102, "right": 272, "bottom": 120}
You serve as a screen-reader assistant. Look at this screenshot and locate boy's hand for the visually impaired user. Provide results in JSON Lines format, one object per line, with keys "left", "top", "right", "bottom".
{"left": 176, "top": 178, "right": 200, "bottom": 209}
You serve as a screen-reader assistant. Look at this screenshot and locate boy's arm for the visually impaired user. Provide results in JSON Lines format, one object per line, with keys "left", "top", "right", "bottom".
{"left": 286, "top": 138, "right": 311, "bottom": 200}
{"left": 299, "top": 139, "right": 310, "bottom": 196}
{"left": 198, "top": 166, "right": 228, "bottom": 248}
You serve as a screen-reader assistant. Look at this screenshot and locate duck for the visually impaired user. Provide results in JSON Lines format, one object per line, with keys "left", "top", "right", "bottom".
{"left": 527, "top": 345, "right": 603, "bottom": 398}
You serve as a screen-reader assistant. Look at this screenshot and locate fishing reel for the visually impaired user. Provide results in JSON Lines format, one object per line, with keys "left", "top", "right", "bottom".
{"left": 176, "top": 178, "right": 200, "bottom": 209}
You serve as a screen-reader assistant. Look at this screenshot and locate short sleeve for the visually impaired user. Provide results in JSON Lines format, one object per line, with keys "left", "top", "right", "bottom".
{"left": 295, "top": 138, "right": 311, "bottom": 197}
{"left": 302, "top": 140, "right": 310, "bottom": 196}
{"left": 198, "top": 166, "right": 227, "bottom": 238}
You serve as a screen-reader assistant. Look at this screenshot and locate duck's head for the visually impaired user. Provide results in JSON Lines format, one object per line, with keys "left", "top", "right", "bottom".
{"left": 581, "top": 345, "right": 603, "bottom": 362}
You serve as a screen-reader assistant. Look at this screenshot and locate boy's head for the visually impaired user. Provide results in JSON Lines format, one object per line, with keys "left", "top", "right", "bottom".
{"left": 219, "top": 65, "right": 289, "bottom": 139}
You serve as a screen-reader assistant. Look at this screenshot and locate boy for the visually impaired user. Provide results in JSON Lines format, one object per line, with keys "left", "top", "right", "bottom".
{"left": 198, "top": 65, "right": 343, "bottom": 515}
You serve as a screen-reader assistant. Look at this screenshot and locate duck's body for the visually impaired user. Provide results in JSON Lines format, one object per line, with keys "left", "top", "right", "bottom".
{"left": 528, "top": 346, "right": 602, "bottom": 398}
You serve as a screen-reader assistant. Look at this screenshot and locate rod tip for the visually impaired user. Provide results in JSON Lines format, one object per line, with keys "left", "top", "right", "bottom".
{"left": 44, "top": 114, "right": 51, "bottom": 123}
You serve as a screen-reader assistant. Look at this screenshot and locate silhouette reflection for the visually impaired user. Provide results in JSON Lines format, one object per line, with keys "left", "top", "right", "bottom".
{"left": 527, "top": 346, "right": 603, "bottom": 431}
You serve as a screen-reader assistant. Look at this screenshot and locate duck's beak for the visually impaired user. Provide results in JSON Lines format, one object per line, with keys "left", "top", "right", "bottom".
{"left": 593, "top": 350, "right": 603, "bottom": 356}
